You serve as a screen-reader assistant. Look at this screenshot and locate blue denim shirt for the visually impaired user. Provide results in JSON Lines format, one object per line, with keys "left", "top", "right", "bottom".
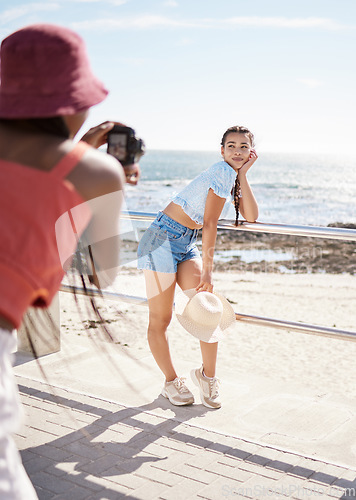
{"left": 172, "top": 161, "right": 236, "bottom": 225}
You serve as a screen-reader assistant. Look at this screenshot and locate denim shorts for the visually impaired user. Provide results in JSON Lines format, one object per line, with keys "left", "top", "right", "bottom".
{"left": 137, "top": 212, "right": 200, "bottom": 273}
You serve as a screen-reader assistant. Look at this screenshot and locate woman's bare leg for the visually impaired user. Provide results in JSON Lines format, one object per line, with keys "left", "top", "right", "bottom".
{"left": 176, "top": 259, "right": 218, "bottom": 377}
{"left": 199, "top": 341, "right": 218, "bottom": 377}
{"left": 143, "top": 270, "right": 177, "bottom": 381}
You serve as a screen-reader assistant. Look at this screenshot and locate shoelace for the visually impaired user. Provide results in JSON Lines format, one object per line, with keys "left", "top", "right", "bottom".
{"left": 173, "top": 377, "right": 190, "bottom": 394}
{"left": 209, "top": 377, "right": 220, "bottom": 399}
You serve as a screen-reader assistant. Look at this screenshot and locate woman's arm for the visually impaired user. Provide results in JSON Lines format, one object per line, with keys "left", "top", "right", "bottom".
{"left": 196, "top": 189, "right": 226, "bottom": 293}
{"left": 67, "top": 147, "right": 125, "bottom": 289}
{"left": 238, "top": 171, "right": 258, "bottom": 222}
{"left": 238, "top": 149, "right": 259, "bottom": 222}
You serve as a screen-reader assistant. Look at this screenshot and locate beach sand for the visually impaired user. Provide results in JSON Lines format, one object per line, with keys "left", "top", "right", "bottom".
{"left": 60, "top": 262, "right": 356, "bottom": 403}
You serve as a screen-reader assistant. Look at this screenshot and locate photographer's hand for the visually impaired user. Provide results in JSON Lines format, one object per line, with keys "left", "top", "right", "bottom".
{"left": 81, "top": 121, "right": 142, "bottom": 184}
{"left": 123, "top": 163, "right": 141, "bottom": 185}
{"left": 80, "top": 121, "right": 115, "bottom": 149}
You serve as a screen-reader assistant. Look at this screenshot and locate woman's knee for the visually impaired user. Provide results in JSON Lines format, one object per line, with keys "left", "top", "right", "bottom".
{"left": 148, "top": 311, "right": 172, "bottom": 333}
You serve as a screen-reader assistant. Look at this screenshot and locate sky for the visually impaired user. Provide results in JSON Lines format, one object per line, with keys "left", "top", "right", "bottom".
{"left": 0, "top": 0, "right": 356, "bottom": 155}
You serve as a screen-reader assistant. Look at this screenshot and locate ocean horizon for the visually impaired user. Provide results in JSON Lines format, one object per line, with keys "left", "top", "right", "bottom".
{"left": 123, "top": 149, "right": 356, "bottom": 228}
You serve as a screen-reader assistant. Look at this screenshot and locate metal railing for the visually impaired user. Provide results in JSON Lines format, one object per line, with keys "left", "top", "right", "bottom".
{"left": 60, "top": 284, "right": 356, "bottom": 342}
{"left": 124, "top": 210, "right": 356, "bottom": 241}
{"left": 60, "top": 211, "right": 356, "bottom": 343}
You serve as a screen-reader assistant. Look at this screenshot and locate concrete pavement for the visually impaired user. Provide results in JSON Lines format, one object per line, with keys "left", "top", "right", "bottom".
{"left": 13, "top": 326, "right": 356, "bottom": 499}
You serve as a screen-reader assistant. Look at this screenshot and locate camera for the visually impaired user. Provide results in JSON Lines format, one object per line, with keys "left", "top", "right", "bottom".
{"left": 107, "top": 125, "right": 145, "bottom": 166}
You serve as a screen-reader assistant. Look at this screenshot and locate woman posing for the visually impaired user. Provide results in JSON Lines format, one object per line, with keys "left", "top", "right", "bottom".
{"left": 138, "top": 126, "right": 259, "bottom": 409}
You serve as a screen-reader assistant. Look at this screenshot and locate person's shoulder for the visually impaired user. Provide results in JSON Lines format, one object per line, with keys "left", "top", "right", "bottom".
{"left": 68, "top": 144, "right": 125, "bottom": 200}
{"left": 210, "top": 161, "right": 234, "bottom": 175}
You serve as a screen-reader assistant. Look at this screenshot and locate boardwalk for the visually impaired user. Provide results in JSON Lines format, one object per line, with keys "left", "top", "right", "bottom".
{"left": 14, "top": 331, "right": 356, "bottom": 499}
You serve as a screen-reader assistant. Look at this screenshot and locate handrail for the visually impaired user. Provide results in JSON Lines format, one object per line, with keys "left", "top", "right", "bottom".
{"left": 60, "top": 211, "right": 356, "bottom": 343}
{"left": 123, "top": 210, "right": 356, "bottom": 241}
{"left": 60, "top": 284, "right": 356, "bottom": 343}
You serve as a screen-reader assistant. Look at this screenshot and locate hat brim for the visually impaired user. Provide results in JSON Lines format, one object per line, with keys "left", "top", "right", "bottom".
{"left": 174, "top": 289, "right": 236, "bottom": 343}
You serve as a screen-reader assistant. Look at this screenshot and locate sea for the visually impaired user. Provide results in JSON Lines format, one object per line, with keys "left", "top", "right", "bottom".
{"left": 124, "top": 150, "right": 356, "bottom": 227}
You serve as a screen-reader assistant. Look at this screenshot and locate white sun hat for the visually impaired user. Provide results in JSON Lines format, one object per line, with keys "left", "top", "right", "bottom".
{"left": 174, "top": 289, "right": 236, "bottom": 343}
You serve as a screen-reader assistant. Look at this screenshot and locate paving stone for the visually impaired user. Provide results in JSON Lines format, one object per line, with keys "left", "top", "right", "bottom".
{"left": 66, "top": 472, "right": 119, "bottom": 493}
{"left": 88, "top": 426, "right": 125, "bottom": 443}
{"left": 170, "top": 463, "right": 219, "bottom": 484}
{"left": 197, "top": 476, "right": 246, "bottom": 500}
{"left": 326, "top": 484, "right": 352, "bottom": 498}
{"left": 19, "top": 448, "right": 38, "bottom": 463}
{"left": 159, "top": 436, "right": 199, "bottom": 455}
{"left": 30, "top": 442, "right": 73, "bottom": 461}
{"left": 124, "top": 412, "right": 168, "bottom": 428}
{"left": 205, "top": 461, "right": 253, "bottom": 483}
{"left": 237, "top": 473, "right": 284, "bottom": 499}
{"left": 67, "top": 410, "right": 98, "bottom": 424}
{"left": 104, "top": 468, "right": 148, "bottom": 489}
{"left": 332, "top": 477, "right": 356, "bottom": 492}
{"left": 52, "top": 485, "right": 91, "bottom": 500}
{"left": 79, "top": 454, "right": 126, "bottom": 475}
{"left": 273, "top": 475, "right": 310, "bottom": 498}
{"left": 129, "top": 480, "right": 170, "bottom": 500}
{"left": 289, "top": 481, "right": 337, "bottom": 500}
{"left": 87, "top": 484, "right": 130, "bottom": 499}
{"left": 30, "top": 470, "right": 76, "bottom": 495}
{"left": 289, "top": 464, "right": 317, "bottom": 480}
{"left": 135, "top": 462, "right": 183, "bottom": 486}
{"left": 310, "top": 471, "right": 340, "bottom": 486}
{"left": 45, "top": 429, "right": 84, "bottom": 447}
{"left": 63, "top": 439, "right": 108, "bottom": 461}
{"left": 235, "top": 460, "right": 284, "bottom": 481}
{"left": 205, "top": 441, "right": 232, "bottom": 455}
{"left": 52, "top": 456, "right": 92, "bottom": 475}
{"left": 225, "top": 447, "right": 252, "bottom": 460}
{"left": 245, "top": 452, "right": 272, "bottom": 467}
{"left": 131, "top": 439, "right": 174, "bottom": 459}
{"left": 28, "top": 420, "right": 70, "bottom": 439}
{"left": 158, "top": 477, "right": 207, "bottom": 499}
{"left": 185, "top": 450, "right": 222, "bottom": 470}
{"left": 216, "top": 455, "right": 244, "bottom": 467}
{"left": 151, "top": 449, "right": 195, "bottom": 471}
{"left": 17, "top": 382, "right": 42, "bottom": 395}
{"left": 34, "top": 485, "right": 56, "bottom": 500}
{"left": 22, "top": 455, "right": 55, "bottom": 475}
{"left": 108, "top": 455, "right": 155, "bottom": 475}
{"left": 97, "top": 408, "right": 138, "bottom": 426}
{"left": 16, "top": 428, "right": 58, "bottom": 448}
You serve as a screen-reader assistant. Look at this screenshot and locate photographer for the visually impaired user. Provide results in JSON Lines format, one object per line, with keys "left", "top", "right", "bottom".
{"left": 0, "top": 23, "right": 143, "bottom": 499}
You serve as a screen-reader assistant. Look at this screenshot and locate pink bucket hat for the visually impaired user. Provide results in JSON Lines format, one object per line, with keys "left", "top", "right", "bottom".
{"left": 0, "top": 24, "right": 108, "bottom": 118}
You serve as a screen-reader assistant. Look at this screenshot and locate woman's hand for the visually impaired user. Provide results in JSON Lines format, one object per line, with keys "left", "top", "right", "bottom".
{"left": 80, "top": 121, "right": 116, "bottom": 149}
{"left": 195, "top": 271, "right": 213, "bottom": 293}
{"left": 239, "top": 149, "right": 258, "bottom": 175}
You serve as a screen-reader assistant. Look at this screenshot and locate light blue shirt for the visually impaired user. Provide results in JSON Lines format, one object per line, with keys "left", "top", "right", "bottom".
{"left": 172, "top": 161, "right": 236, "bottom": 225}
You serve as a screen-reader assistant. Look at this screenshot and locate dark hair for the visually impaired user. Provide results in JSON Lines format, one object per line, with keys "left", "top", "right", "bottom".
{"left": 0, "top": 117, "right": 70, "bottom": 138}
{"left": 221, "top": 125, "right": 255, "bottom": 226}
{"left": 220, "top": 125, "right": 255, "bottom": 148}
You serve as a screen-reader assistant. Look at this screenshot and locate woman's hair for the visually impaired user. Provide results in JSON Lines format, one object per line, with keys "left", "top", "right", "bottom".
{"left": 0, "top": 117, "right": 70, "bottom": 138}
{"left": 220, "top": 125, "right": 255, "bottom": 148}
{"left": 221, "top": 125, "right": 255, "bottom": 226}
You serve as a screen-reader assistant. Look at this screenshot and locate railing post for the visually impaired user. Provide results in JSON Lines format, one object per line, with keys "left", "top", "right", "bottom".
{"left": 17, "top": 293, "right": 60, "bottom": 356}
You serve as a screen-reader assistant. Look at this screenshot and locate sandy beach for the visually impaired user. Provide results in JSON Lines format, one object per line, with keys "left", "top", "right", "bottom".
{"left": 60, "top": 227, "right": 356, "bottom": 404}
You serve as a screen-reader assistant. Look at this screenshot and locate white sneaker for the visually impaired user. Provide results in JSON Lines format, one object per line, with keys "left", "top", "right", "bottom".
{"left": 191, "top": 366, "right": 221, "bottom": 409}
{"left": 161, "top": 377, "right": 194, "bottom": 406}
